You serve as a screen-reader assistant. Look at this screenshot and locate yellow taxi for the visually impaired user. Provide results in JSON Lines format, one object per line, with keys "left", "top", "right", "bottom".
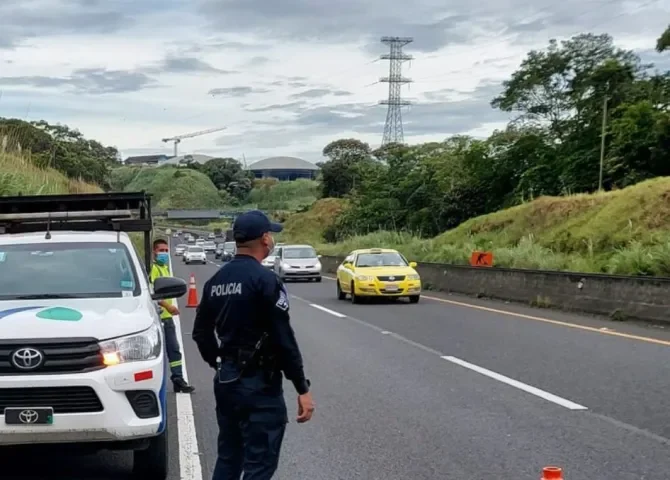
{"left": 336, "top": 248, "right": 421, "bottom": 304}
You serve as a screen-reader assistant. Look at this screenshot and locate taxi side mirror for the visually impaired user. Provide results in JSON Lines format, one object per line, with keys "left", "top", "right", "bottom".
{"left": 409, "top": 261, "right": 417, "bottom": 268}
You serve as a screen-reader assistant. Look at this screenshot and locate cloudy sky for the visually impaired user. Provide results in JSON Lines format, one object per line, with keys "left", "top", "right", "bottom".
{"left": 1, "top": 0, "right": 669, "bottom": 164}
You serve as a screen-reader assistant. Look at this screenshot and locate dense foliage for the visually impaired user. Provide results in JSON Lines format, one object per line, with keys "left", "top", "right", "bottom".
{"left": 0, "top": 118, "right": 119, "bottom": 188}
{"left": 320, "top": 33, "right": 670, "bottom": 241}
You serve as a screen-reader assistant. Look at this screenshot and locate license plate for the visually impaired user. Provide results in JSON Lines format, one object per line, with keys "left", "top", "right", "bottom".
{"left": 385, "top": 284, "right": 399, "bottom": 292}
{"left": 4, "top": 407, "right": 54, "bottom": 425}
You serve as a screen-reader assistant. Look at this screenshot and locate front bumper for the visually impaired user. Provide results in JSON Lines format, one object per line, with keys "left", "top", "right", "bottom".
{"left": 0, "top": 357, "right": 165, "bottom": 446}
{"left": 185, "top": 256, "right": 207, "bottom": 263}
{"left": 354, "top": 280, "right": 421, "bottom": 296}
{"left": 281, "top": 268, "right": 321, "bottom": 279}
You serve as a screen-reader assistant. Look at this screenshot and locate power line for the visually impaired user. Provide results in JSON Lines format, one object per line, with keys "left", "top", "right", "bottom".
{"left": 379, "top": 36, "right": 413, "bottom": 145}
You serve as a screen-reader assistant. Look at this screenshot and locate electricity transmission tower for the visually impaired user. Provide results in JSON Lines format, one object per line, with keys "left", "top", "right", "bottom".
{"left": 379, "top": 36, "right": 413, "bottom": 145}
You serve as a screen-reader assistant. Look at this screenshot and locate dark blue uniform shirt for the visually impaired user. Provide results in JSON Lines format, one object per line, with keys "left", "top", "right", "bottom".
{"left": 192, "top": 254, "right": 309, "bottom": 394}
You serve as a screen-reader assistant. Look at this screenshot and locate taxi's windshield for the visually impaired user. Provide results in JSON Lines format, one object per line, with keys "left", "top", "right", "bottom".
{"left": 0, "top": 242, "right": 140, "bottom": 300}
{"left": 356, "top": 252, "right": 407, "bottom": 267}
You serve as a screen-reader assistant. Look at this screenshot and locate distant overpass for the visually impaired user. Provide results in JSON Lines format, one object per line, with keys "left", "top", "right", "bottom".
{"left": 153, "top": 209, "right": 269, "bottom": 220}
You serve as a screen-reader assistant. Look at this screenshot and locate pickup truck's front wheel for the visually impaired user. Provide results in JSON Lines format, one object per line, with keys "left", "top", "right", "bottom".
{"left": 133, "top": 428, "right": 168, "bottom": 480}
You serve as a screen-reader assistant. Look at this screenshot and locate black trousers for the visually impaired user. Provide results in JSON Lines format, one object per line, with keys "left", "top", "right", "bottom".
{"left": 161, "top": 317, "right": 184, "bottom": 379}
{"left": 212, "top": 362, "right": 288, "bottom": 480}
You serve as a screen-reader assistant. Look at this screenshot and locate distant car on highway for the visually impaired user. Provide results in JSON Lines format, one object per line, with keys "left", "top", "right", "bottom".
{"left": 208, "top": 233, "right": 215, "bottom": 240}
{"left": 214, "top": 243, "right": 223, "bottom": 259}
{"left": 336, "top": 248, "right": 421, "bottom": 304}
{"left": 261, "top": 246, "right": 279, "bottom": 269}
{"left": 221, "top": 241, "right": 236, "bottom": 262}
{"left": 203, "top": 241, "right": 216, "bottom": 253}
{"left": 273, "top": 244, "right": 322, "bottom": 282}
{"left": 175, "top": 244, "right": 187, "bottom": 256}
{"left": 184, "top": 246, "right": 207, "bottom": 264}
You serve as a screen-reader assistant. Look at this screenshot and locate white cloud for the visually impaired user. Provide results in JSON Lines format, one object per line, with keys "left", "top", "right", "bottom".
{"left": 0, "top": 0, "right": 668, "bottom": 162}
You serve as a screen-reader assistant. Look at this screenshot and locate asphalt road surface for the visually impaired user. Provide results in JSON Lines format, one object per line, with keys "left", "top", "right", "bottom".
{"left": 3, "top": 242, "right": 669, "bottom": 479}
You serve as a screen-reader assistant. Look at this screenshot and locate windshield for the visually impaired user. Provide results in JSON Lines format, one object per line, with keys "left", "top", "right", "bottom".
{"left": 283, "top": 247, "right": 317, "bottom": 259}
{"left": 356, "top": 252, "right": 407, "bottom": 267}
{"left": 176, "top": 244, "right": 187, "bottom": 249}
{"left": 0, "top": 242, "right": 140, "bottom": 300}
{"left": 224, "top": 242, "right": 236, "bottom": 252}
{"left": 188, "top": 247, "right": 204, "bottom": 253}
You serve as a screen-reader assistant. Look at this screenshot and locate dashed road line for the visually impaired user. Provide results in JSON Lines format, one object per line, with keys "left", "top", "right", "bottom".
{"left": 441, "top": 356, "right": 588, "bottom": 411}
{"left": 309, "top": 303, "right": 347, "bottom": 317}
{"left": 299, "top": 298, "right": 588, "bottom": 411}
{"left": 319, "top": 275, "right": 670, "bottom": 347}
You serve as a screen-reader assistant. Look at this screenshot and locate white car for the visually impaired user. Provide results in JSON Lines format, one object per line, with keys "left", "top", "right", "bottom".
{"left": 208, "top": 233, "right": 215, "bottom": 239}
{"left": 184, "top": 246, "right": 207, "bottom": 264}
{"left": 0, "top": 192, "right": 187, "bottom": 479}
{"left": 203, "top": 241, "right": 216, "bottom": 253}
{"left": 174, "top": 244, "right": 187, "bottom": 256}
{"left": 261, "top": 247, "right": 278, "bottom": 268}
{"left": 274, "top": 244, "right": 322, "bottom": 282}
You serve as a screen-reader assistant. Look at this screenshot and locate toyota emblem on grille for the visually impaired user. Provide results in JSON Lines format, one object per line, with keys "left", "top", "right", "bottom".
{"left": 11, "top": 347, "right": 44, "bottom": 370}
{"left": 18, "top": 409, "right": 39, "bottom": 424}
{"left": 389, "top": 276, "right": 395, "bottom": 281}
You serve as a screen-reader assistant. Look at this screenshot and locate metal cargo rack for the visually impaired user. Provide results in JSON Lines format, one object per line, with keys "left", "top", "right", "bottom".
{"left": 0, "top": 192, "right": 154, "bottom": 270}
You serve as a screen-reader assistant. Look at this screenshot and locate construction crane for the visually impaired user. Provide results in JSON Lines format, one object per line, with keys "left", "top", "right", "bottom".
{"left": 161, "top": 127, "right": 227, "bottom": 157}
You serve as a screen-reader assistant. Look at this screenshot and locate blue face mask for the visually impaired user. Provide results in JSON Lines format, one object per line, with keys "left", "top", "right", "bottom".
{"left": 156, "top": 253, "right": 169, "bottom": 265}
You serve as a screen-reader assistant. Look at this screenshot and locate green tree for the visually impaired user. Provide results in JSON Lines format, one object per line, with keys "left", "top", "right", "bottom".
{"left": 198, "top": 157, "right": 253, "bottom": 202}
{"left": 657, "top": 24, "right": 670, "bottom": 52}
{"left": 318, "top": 138, "right": 373, "bottom": 198}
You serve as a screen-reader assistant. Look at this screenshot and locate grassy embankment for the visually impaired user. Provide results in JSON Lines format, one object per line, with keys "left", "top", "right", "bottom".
{"left": 283, "top": 177, "right": 670, "bottom": 276}
{"left": 154, "top": 177, "right": 320, "bottom": 232}
{"left": 1, "top": 153, "right": 158, "bottom": 258}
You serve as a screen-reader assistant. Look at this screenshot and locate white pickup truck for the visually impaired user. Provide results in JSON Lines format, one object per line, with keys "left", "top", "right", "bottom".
{"left": 0, "top": 192, "right": 187, "bottom": 479}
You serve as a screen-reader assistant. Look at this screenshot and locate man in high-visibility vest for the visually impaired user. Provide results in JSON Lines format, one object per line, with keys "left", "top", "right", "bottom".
{"left": 151, "top": 238, "right": 195, "bottom": 393}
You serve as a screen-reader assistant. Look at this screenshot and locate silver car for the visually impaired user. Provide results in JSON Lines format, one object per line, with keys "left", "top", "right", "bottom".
{"left": 274, "top": 244, "right": 322, "bottom": 282}
{"left": 175, "top": 244, "right": 187, "bottom": 256}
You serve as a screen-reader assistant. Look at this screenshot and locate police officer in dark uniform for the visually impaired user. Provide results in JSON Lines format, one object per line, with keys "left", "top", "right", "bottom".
{"left": 192, "top": 210, "right": 315, "bottom": 480}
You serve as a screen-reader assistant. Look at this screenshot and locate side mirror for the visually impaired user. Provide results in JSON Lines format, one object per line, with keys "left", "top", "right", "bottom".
{"left": 152, "top": 276, "right": 188, "bottom": 301}
{"left": 409, "top": 261, "right": 417, "bottom": 268}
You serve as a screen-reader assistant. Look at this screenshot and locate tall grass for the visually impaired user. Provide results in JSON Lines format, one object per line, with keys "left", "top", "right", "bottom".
{"left": 0, "top": 151, "right": 102, "bottom": 195}
{"left": 283, "top": 178, "right": 670, "bottom": 276}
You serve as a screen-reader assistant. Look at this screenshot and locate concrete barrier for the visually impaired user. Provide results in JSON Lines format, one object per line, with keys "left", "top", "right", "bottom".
{"left": 318, "top": 255, "right": 670, "bottom": 324}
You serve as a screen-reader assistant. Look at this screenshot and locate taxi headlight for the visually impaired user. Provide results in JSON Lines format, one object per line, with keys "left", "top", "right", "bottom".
{"left": 99, "top": 322, "right": 162, "bottom": 366}
{"left": 408, "top": 274, "right": 420, "bottom": 280}
{"left": 356, "top": 275, "right": 374, "bottom": 281}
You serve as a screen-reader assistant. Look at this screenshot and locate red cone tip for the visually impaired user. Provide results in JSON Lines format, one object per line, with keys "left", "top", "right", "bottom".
{"left": 542, "top": 466, "right": 563, "bottom": 479}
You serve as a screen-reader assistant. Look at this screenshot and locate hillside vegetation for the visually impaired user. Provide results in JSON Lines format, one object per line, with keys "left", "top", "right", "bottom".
{"left": 112, "top": 165, "right": 224, "bottom": 209}
{"left": 286, "top": 178, "right": 670, "bottom": 276}
{"left": 0, "top": 151, "right": 102, "bottom": 195}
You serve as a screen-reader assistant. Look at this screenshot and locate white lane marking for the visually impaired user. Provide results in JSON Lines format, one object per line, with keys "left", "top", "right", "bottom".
{"left": 290, "top": 294, "right": 589, "bottom": 412}
{"left": 309, "top": 303, "right": 347, "bottom": 318}
{"left": 441, "top": 356, "right": 588, "bottom": 411}
{"left": 168, "top": 242, "right": 204, "bottom": 480}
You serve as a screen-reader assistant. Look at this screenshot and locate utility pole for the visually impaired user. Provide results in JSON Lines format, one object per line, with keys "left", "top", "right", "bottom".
{"left": 379, "top": 36, "right": 413, "bottom": 145}
{"left": 598, "top": 94, "right": 608, "bottom": 192}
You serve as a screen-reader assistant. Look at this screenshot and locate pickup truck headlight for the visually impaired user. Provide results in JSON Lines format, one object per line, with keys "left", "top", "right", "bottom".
{"left": 99, "top": 322, "right": 162, "bottom": 366}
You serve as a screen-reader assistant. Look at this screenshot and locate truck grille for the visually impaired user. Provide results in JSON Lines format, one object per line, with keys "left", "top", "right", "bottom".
{"left": 0, "top": 386, "right": 104, "bottom": 414}
{"left": 377, "top": 275, "right": 406, "bottom": 282}
{"left": 0, "top": 338, "right": 104, "bottom": 375}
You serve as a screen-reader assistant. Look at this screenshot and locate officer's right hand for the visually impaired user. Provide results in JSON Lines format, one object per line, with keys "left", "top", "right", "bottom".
{"left": 296, "top": 392, "right": 315, "bottom": 423}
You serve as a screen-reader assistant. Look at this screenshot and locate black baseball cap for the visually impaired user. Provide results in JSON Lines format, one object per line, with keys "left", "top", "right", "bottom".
{"left": 232, "top": 210, "right": 283, "bottom": 242}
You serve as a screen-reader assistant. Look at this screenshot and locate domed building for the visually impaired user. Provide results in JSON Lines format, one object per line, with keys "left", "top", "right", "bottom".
{"left": 246, "top": 156, "right": 319, "bottom": 181}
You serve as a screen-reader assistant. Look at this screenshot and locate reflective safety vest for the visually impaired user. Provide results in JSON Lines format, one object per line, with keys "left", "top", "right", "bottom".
{"left": 150, "top": 263, "right": 172, "bottom": 320}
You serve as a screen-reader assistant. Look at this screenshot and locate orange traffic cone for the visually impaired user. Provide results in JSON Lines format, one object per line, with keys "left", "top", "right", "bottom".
{"left": 186, "top": 273, "right": 199, "bottom": 308}
{"left": 541, "top": 466, "right": 563, "bottom": 480}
